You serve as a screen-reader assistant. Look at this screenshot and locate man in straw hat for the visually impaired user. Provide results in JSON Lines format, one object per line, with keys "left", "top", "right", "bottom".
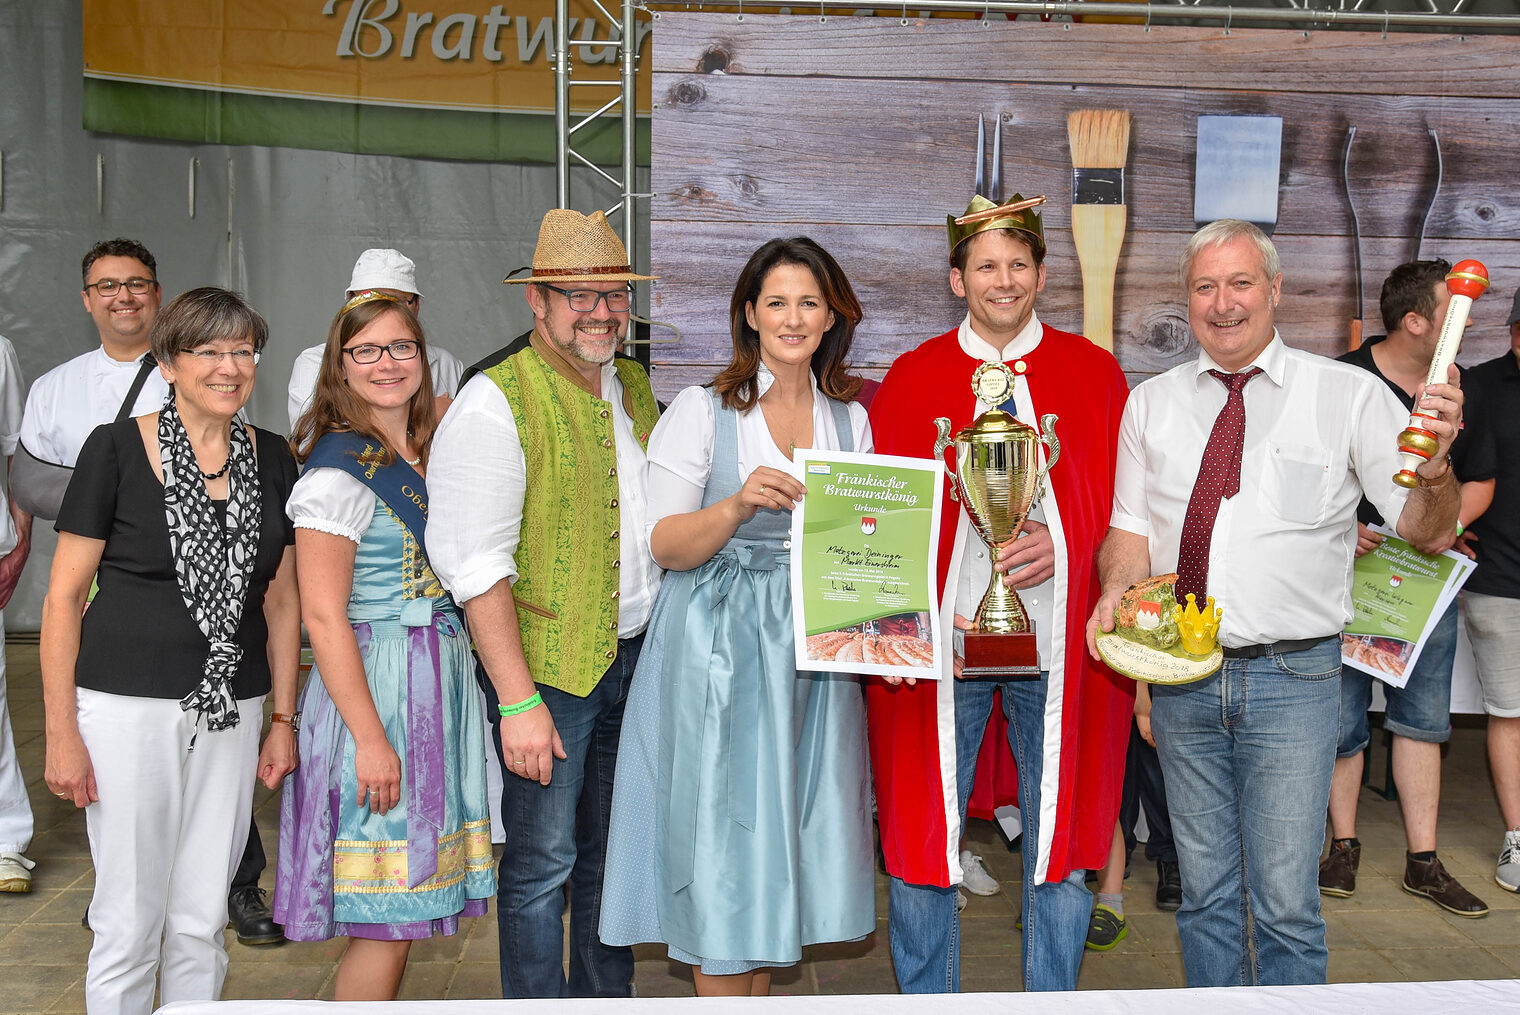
{"left": 866, "top": 193, "right": 1133, "bottom": 991}
{"left": 427, "top": 209, "right": 660, "bottom": 998}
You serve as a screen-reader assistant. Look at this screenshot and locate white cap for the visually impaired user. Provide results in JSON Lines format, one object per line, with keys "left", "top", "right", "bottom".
{"left": 346, "top": 248, "right": 422, "bottom": 298}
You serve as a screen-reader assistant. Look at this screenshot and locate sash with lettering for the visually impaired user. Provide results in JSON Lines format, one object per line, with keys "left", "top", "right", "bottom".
{"left": 303, "top": 432, "right": 438, "bottom": 585}
{"left": 302, "top": 430, "right": 458, "bottom": 887}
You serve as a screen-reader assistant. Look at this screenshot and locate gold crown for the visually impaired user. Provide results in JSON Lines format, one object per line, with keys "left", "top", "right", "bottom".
{"left": 1174, "top": 593, "right": 1221, "bottom": 658}
{"left": 340, "top": 289, "right": 405, "bottom": 316}
{"left": 948, "top": 193, "right": 1046, "bottom": 264}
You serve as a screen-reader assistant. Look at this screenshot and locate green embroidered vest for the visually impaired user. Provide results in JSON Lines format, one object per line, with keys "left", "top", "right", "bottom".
{"left": 485, "top": 346, "right": 660, "bottom": 697}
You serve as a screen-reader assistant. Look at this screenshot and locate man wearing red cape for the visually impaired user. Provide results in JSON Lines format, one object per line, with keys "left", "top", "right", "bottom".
{"left": 865, "top": 193, "right": 1133, "bottom": 992}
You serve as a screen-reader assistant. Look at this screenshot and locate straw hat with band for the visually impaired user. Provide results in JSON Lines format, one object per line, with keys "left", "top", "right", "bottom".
{"left": 505, "top": 209, "right": 658, "bottom": 285}
{"left": 947, "top": 192, "right": 1046, "bottom": 265}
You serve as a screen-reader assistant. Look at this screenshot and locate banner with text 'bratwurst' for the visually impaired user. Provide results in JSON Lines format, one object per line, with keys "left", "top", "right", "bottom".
{"left": 80, "top": 0, "right": 654, "bottom": 163}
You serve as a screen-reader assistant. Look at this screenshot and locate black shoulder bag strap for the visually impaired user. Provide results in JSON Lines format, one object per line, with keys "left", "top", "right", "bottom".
{"left": 115, "top": 352, "right": 158, "bottom": 422}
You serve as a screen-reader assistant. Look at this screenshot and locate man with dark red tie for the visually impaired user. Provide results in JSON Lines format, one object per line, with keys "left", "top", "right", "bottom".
{"left": 1085, "top": 219, "right": 1464, "bottom": 987}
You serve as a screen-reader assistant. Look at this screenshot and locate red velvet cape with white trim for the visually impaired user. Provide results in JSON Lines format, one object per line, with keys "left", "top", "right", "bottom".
{"left": 865, "top": 325, "right": 1134, "bottom": 887}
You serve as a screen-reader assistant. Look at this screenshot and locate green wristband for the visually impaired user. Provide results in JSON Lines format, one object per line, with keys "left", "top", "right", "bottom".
{"left": 498, "top": 692, "right": 543, "bottom": 718}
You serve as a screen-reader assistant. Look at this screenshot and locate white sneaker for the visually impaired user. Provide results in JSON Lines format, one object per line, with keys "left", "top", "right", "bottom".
{"left": 0, "top": 851, "right": 35, "bottom": 893}
{"left": 960, "top": 850, "right": 1002, "bottom": 896}
{"left": 1497, "top": 829, "right": 1520, "bottom": 892}
{"left": 955, "top": 889, "right": 967, "bottom": 912}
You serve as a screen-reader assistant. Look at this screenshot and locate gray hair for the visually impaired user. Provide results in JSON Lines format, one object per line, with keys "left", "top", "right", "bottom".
{"left": 1180, "top": 219, "right": 1281, "bottom": 288}
{"left": 150, "top": 287, "right": 269, "bottom": 362}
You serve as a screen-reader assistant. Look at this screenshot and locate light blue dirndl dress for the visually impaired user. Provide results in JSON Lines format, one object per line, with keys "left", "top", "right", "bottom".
{"left": 600, "top": 390, "right": 876, "bottom": 972}
{"left": 274, "top": 487, "right": 495, "bottom": 941}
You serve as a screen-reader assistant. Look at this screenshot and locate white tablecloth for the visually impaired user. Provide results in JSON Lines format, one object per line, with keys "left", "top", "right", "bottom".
{"left": 157, "top": 979, "right": 1520, "bottom": 1015}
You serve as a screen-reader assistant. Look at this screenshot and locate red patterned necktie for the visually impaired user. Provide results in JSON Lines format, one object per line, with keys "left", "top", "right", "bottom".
{"left": 1175, "top": 367, "right": 1262, "bottom": 604}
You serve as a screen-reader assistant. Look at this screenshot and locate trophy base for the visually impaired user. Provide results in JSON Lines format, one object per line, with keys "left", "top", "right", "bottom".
{"left": 955, "top": 626, "right": 1040, "bottom": 681}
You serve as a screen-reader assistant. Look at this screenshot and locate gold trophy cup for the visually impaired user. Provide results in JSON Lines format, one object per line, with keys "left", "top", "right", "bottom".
{"left": 933, "top": 361, "right": 1060, "bottom": 679}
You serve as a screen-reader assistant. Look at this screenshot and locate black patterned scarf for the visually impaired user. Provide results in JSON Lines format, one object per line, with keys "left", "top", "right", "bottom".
{"left": 158, "top": 396, "right": 262, "bottom": 731}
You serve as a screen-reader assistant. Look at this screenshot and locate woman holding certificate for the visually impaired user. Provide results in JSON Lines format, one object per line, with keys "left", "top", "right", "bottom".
{"left": 274, "top": 292, "right": 494, "bottom": 1000}
{"left": 601, "top": 238, "right": 876, "bottom": 995}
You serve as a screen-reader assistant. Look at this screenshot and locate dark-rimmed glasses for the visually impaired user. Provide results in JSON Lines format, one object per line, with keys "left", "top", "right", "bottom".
{"left": 542, "top": 284, "right": 632, "bottom": 313}
{"left": 343, "top": 340, "right": 420, "bottom": 364}
{"left": 84, "top": 277, "right": 157, "bottom": 297}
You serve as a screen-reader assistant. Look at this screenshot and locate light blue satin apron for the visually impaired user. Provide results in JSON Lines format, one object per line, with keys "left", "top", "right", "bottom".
{"left": 599, "top": 390, "right": 876, "bottom": 971}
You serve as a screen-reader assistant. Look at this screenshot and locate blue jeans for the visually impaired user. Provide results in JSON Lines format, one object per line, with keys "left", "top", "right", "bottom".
{"left": 1338, "top": 601, "right": 1457, "bottom": 756}
{"left": 488, "top": 635, "right": 642, "bottom": 998}
{"left": 888, "top": 674, "right": 1091, "bottom": 993}
{"left": 1150, "top": 638, "right": 1341, "bottom": 986}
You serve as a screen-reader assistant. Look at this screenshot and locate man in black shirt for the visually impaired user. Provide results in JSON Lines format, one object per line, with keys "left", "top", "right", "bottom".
{"left": 1452, "top": 285, "right": 1520, "bottom": 893}
{"left": 1320, "top": 259, "right": 1489, "bottom": 917}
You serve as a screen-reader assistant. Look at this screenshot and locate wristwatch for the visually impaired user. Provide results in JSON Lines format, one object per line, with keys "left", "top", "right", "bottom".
{"left": 270, "top": 711, "right": 302, "bottom": 732}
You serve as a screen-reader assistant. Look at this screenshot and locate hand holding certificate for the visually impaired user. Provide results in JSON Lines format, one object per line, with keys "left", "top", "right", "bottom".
{"left": 791, "top": 450, "right": 945, "bottom": 681}
{"left": 1342, "top": 524, "right": 1476, "bottom": 688}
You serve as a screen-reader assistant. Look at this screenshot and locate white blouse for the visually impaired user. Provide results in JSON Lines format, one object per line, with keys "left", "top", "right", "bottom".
{"left": 645, "top": 367, "right": 872, "bottom": 540}
{"left": 285, "top": 467, "right": 376, "bottom": 543}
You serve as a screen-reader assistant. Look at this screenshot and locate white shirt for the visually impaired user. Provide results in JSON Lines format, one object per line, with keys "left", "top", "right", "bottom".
{"left": 646, "top": 367, "right": 872, "bottom": 537}
{"left": 950, "top": 313, "right": 1056, "bottom": 668}
{"left": 426, "top": 358, "right": 660, "bottom": 637}
{"left": 19, "top": 346, "right": 169, "bottom": 468}
{"left": 1110, "top": 333, "right": 1411, "bottom": 648}
{"left": 286, "top": 342, "right": 466, "bottom": 432}
{"left": 0, "top": 336, "right": 25, "bottom": 555}
{"left": 285, "top": 468, "right": 377, "bottom": 543}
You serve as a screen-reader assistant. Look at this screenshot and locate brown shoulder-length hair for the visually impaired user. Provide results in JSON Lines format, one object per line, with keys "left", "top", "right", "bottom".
{"left": 290, "top": 297, "right": 438, "bottom": 468}
{"left": 712, "top": 237, "right": 864, "bottom": 411}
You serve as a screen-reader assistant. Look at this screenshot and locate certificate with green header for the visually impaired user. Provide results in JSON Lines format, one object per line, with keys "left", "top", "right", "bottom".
{"left": 1342, "top": 524, "right": 1475, "bottom": 689}
{"left": 790, "top": 449, "right": 945, "bottom": 680}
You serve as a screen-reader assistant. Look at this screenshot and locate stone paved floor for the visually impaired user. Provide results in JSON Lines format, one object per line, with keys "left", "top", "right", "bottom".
{"left": 3, "top": 642, "right": 1518, "bottom": 1012}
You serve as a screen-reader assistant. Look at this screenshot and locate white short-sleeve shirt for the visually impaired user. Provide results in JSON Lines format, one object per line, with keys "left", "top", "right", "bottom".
{"left": 1110, "top": 333, "right": 1411, "bottom": 648}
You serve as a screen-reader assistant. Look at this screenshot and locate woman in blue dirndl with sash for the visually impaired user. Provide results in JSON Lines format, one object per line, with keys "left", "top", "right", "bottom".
{"left": 601, "top": 238, "right": 876, "bottom": 995}
{"left": 274, "top": 292, "right": 493, "bottom": 1000}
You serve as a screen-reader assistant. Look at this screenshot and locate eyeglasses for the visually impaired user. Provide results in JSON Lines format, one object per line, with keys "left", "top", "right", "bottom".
{"left": 343, "top": 340, "right": 420, "bottom": 364}
{"left": 84, "top": 277, "right": 157, "bottom": 297}
{"left": 542, "top": 284, "right": 632, "bottom": 313}
{"left": 183, "top": 348, "right": 259, "bottom": 366}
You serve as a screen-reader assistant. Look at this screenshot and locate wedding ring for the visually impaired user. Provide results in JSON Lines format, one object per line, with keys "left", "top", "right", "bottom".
{"left": 760, "top": 485, "right": 768, "bottom": 494}
{"left": 56, "top": 791, "right": 68, "bottom": 798}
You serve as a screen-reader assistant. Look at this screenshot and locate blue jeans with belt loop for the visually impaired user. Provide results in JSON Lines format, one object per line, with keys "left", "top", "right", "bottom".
{"left": 488, "top": 634, "right": 642, "bottom": 998}
{"left": 1149, "top": 637, "right": 1341, "bottom": 986}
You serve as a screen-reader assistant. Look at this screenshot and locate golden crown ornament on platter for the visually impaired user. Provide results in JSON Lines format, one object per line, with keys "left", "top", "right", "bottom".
{"left": 1094, "top": 573, "right": 1224, "bottom": 685}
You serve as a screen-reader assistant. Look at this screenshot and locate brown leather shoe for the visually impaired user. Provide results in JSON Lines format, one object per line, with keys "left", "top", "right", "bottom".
{"left": 1319, "top": 839, "right": 1359, "bottom": 898}
{"left": 1402, "top": 853, "right": 1490, "bottom": 918}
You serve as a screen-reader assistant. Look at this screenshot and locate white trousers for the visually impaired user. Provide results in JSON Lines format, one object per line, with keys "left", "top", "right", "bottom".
{"left": 77, "top": 688, "right": 263, "bottom": 1015}
{"left": 0, "top": 610, "right": 34, "bottom": 853}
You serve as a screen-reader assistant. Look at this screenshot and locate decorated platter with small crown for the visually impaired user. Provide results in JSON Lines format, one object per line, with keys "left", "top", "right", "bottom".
{"left": 1094, "top": 573, "right": 1224, "bottom": 685}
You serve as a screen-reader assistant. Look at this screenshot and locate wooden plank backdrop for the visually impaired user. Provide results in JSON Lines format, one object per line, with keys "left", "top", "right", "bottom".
{"left": 644, "top": 15, "right": 1520, "bottom": 400}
